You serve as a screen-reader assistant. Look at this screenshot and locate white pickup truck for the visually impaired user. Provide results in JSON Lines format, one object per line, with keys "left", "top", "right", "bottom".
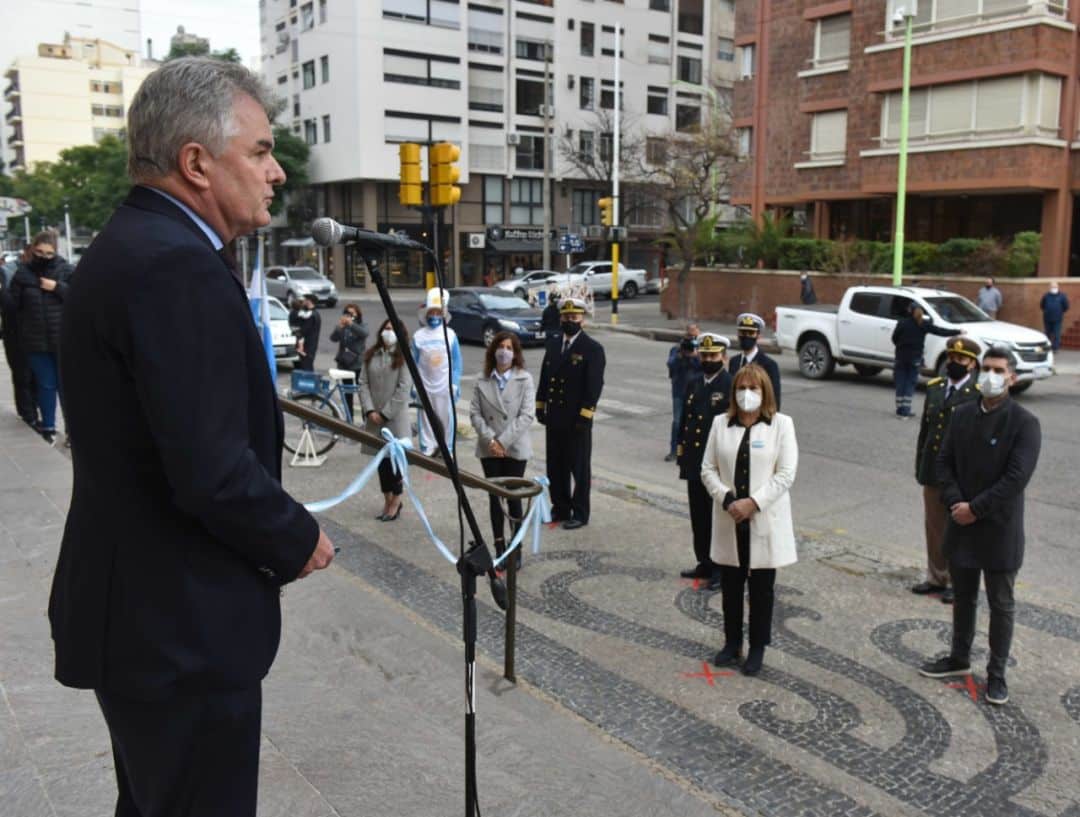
{"left": 563, "top": 260, "right": 648, "bottom": 299}
{"left": 775, "top": 285, "right": 1055, "bottom": 392}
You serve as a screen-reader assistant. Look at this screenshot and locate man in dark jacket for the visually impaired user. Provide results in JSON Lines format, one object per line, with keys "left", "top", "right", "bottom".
{"left": 919, "top": 346, "right": 1041, "bottom": 706}
{"left": 665, "top": 322, "right": 701, "bottom": 461}
{"left": 676, "top": 333, "right": 731, "bottom": 585}
{"left": 290, "top": 293, "right": 321, "bottom": 371}
{"left": 50, "top": 58, "right": 335, "bottom": 816}
{"left": 536, "top": 297, "right": 605, "bottom": 529}
{"left": 1039, "top": 282, "right": 1070, "bottom": 351}
{"left": 799, "top": 272, "right": 817, "bottom": 305}
{"left": 728, "top": 313, "right": 781, "bottom": 409}
{"left": 891, "top": 304, "right": 961, "bottom": 417}
{"left": 0, "top": 253, "right": 38, "bottom": 425}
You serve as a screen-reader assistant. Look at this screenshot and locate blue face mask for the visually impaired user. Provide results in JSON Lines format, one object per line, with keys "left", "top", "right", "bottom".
{"left": 427, "top": 316, "right": 443, "bottom": 329}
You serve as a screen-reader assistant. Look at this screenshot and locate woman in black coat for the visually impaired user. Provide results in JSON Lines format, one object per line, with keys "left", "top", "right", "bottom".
{"left": 329, "top": 303, "right": 368, "bottom": 418}
{"left": 4, "top": 232, "right": 73, "bottom": 442}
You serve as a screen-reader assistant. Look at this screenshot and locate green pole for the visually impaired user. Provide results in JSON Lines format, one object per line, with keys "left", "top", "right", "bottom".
{"left": 891, "top": 12, "right": 914, "bottom": 288}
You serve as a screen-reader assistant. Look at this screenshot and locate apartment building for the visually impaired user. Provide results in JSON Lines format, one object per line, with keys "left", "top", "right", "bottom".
{"left": 4, "top": 37, "right": 154, "bottom": 171}
{"left": 732, "top": 0, "right": 1080, "bottom": 276}
{"left": 260, "top": 0, "right": 737, "bottom": 288}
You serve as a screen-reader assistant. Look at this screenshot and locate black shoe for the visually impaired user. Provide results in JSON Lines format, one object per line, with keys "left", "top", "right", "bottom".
{"left": 939, "top": 587, "right": 954, "bottom": 604}
{"left": 40, "top": 428, "right": 57, "bottom": 446}
{"left": 919, "top": 655, "right": 971, "bottom": 678}
{"left": 911, "top": 581, "right": 946, "bottom": 595}
{"left": 742, "top": 646, "right": 765, "bottom": 676}
{"left": 985, "top": 677, "right": 1009, "bottom": 705}
{"left": 704, "top": 574, "right": 723, "bottom": 591}
{"left": 680, "top": 563, "right": 712, "bottom": 579}
{"left": 562, "top": 519, "right": 586, "bottom": 530}
{"left": 664, "top": 453, "right": 676, "bottom": 462}
{"left": 711, "top": 643, "right": 742, "bottom": 667}
{"left": 377, "top": 503, "right": 403, "bottom": 522}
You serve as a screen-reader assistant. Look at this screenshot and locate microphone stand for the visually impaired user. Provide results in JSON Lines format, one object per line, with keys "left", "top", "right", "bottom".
{"left": 357, "top": 248, "right": 502, "bottom": 817}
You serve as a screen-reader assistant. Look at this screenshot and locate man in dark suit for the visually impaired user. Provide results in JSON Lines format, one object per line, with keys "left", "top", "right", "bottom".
{"left": 536, "top": 297, "right": 605, "bottom": 529}
{"left": 728, "top": 312, "right": 781, "bottom": 409}
{"left": 676, "top": 333, "right": 731, "bottom": 586}
{"left": 50, "top": 58, "right": 335, "bottom": 816}
{"left": 919, "top": 346, "right": 1041, "bottom": 707}
{"left": 912, "top": 336, "right": 981, "bottom": 604}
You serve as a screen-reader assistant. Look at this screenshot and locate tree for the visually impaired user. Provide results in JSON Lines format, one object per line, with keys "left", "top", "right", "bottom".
{"left": 556, "top": 108, "right": 647, "bottom": 187}
{"left": 271, "top": 126, "right": 312, "bottom": 229}
{"left": 165, "top": 41, "right": 241, "bottom": 63}
{"left": 51, "top": 136, "right": 131, "bottom": 232}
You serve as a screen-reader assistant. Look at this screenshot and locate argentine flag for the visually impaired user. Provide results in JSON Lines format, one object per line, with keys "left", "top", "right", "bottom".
{"left": 247, "top": 241, "right": 278, "bottom": 383}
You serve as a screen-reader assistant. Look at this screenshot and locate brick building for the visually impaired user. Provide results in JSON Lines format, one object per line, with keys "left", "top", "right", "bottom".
{"left": 732, "top": 0, "right": 1080, "bottom": 277}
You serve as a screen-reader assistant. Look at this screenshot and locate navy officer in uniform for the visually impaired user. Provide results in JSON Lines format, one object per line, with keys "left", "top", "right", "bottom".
{"left": 728, "top": 312, "right": 781, "bottom": 409}
{"left": 536, "top": 297, "right": 606, "bottom": 529}
{"left": 676, "top": 333, "right": 732, "bottom": 586}
{"left": 912, "top": 336, "right": 981, "bottom": 604}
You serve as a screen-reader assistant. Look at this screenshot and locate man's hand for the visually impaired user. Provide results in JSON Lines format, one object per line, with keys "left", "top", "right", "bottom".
{"left": 727, "top": 498, "right": 757, "bottom": 523}
{"left": 950, "top": 502, "right": 976, "bottom": 526}
{"left": 367, "top": 410, "right": 384, "bottom": 426}
{"left": 39, "top": 278, "right": 57, "bottom": 292}
{"left": 298, "top": 528, "right": 335, "bottom": 578}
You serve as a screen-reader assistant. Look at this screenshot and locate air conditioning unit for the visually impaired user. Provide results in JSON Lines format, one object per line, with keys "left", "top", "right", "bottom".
{"left": 585, "top": 225, "right": 606, "bottom": 238}
{"left": 506, "top": 133, "right": 521, "bottom": 145}
{"left": 467, "top": 233, "right": 486, "bottom": 249}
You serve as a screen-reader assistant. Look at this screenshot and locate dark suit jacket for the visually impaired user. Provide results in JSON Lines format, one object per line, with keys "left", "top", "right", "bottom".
{"left": 677, "top": 370, "right": 731, "bottom": 480}
{"left": 50, "top": 185, "right": 319, "bottom": 699}
{"left": 728, "top": 350, "right": 781, "bottom": 410}
{"left": 937, "top": 399, "right": 1041, "bottom": 572}
{"left": 536, "top": 331, "right": 605, "bottom": 428}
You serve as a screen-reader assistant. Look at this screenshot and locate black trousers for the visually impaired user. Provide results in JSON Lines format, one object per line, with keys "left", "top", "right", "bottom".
{"left": 96, "top": 684, "right": 262, "bottom": 817}
{"left": 377, "top": 457, "right": 402, "bottom": 496}
{"left": 480, "top": 456, "right": 527, "bottom": 542}
{"left": 720, "top": 527, "right": 777, "bottom": 648}
{"left": 546, "top": 424, "right": 592, "bottom": 523}
{"left": 2, "top": 330, "right": 36, "bottom": 422}
{"left": 686, "top": 477, "right": 715, "bottom": 569}
{"left": 950, "top": 566, "right": 1017, "bottom": 680}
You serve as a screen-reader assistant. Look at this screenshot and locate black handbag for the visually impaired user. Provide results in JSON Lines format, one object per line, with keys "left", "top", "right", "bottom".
{"left": 338, "top": 347, "right": 360, "bottom": 369}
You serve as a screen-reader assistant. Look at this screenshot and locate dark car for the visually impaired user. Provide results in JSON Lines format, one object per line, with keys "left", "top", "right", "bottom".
{"left": 447, "top": 288, "right": 547, "bottom": 347}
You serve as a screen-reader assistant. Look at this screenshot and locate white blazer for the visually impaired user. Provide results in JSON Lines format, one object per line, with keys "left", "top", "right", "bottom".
{"left": 700, "top": 412, "right": 799, "bottom": 569}
{"left": 469, "top": 367, "right": 535, "bottom": 461}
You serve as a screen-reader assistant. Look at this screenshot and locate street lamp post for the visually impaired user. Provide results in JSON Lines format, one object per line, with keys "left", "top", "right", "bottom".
{"left": 891, "top": 3, "right": 916, "bottom": 288}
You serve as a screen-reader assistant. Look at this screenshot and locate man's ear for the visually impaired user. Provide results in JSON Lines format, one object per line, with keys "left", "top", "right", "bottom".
{"left": 176, "top": 142, "right": 212, "bottom": 191}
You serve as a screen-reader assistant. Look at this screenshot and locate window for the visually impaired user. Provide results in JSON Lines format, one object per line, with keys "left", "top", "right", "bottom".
{"left": 677, "top": 56, "right": 702, "bottom": 84}
{"left": 809, "top": 110, "right": 847, "bottom": 161}
{"left": 483, "top": 176, "right": 503, "bottom": 224}
{"left": 678, "top": 0, "right": 704, "bottom": 34}
{"left": 647, "top": 87, "right": 668, "bottom": 115}
{"left": 293, "top": 93, "right": 300, "bottom": 118}
{"left": 649, "top": 0, "right": 671, "bottom": 9}
{"left": 600, "top": 25, "right": 622, "bottom": 57}
{"left": 975, "top": 75, "right": 1023, "bottom": 130}
{"left": 599, "top": 132, "right": 613, "bottom": 162}
{"left": 849, "top": 292, "right": 882, "bottom": 316}
{"left": 385, "top": 110, "right": 460, "bottom": 142}
{"left": 516, "top": 76, "right": 546, "bottom": 115}
{"left": 516, "top": 39, "right": 548, "bottom": 61}
{"left": 717, "top": 37, "right": 735, "bottom": 62}
{"left": 648, "top": 34, "right": 671, "bottom": 64}
{"left": 322, "top": 114, "right": 331, "bottom": 142}
{"left": 579, "top": 76, "right": 594, "bottom": 109}
{"left": 91, "top": 104, "right": 124, "bottom": 117}
{"left": 886, "top": 0, "right": 1067, "bottom": 38}
{"left": 737, "top": 127, "right": 752, "bottom": 156}
{"left": 646, "top": 137, "right": 668, "bottom": 164}
{"left": 572, "top": 189, "right": 601, "bottom": 224}
{"left": 739, "top": 44, "right": 755, "bottom": 79}
{"left": 676, "top": 104, "right": 700, "bottom": 132}
{"left": 301, "top": 1, "right": 315, "bottom": 29}
{"left": 580, "top": 21, "right": 594, "bottom": 56}
{"left": 509, "top": 177, "right": 544, "bottom": 222}
{"left": 578, "top": 129, "right": 594, "bottom": 159}
{"left": 319, "top": 0, "right": 327, "bottom": 23}
{"left": 814, "top": 15, "right": 850, "bottom": 68}
{"left": 382, "top": 0, "right": 459, "bottom": 28}
{"left": 469, "top": 7, "right": 503, "bottom": 53}
{"left": 320, "top": 55, "right": 329, "bottom": 83}
{"left": 302, "top": 60, "right": 316, "bottom": 89}
{"left": 384, "top": 49, "right": 461, "bottom": 89}
{"left": 277, "top": 74, "right": 288, "bottom": 85}
{"left": 304, "top": 118, "right": 318, "bottom": 144}
{"left": 469, "top": 65, "right": 503, "bottom": 112}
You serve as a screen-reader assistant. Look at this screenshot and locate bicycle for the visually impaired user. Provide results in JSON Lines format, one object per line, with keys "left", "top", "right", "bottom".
{"left": 282, "top": 368, "right": 360, "bottom": 456}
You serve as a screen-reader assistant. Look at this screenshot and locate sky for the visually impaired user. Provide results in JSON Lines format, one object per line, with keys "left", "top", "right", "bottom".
{"left": 140, "top": 0, "right": 261, "bottom": 65}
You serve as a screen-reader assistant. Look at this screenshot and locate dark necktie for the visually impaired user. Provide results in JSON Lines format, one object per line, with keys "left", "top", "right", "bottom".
{"left": 562, "top": 339, "right": 570, "bottom": 355}
{"left": 946, "top": 385, "right": 954, "bottom": 402}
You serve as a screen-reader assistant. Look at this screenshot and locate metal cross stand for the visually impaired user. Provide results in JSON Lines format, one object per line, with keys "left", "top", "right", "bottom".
{"left": 289, "top": 427, "right": 327, "bottom": 468}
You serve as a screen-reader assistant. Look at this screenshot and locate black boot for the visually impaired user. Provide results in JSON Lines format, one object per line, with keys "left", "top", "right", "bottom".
{"left": 712, "top": 642, "right": 742, "bottom": 667}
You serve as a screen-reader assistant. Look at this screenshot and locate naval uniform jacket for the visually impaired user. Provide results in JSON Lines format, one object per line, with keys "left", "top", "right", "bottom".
{"left": 937, "top": 399, "right": 1041, "bottom": 572}
{"left": 677, "top": 370, "right": 732, "bottom": 480}
{"left": 915, "top": 375, "right": 980, "bottom": 486}
{"left": 728, "top": 350, "right": 782, "bottom": 410}
{"left": 536, "top": 331, "right": 605, "bottom": 428}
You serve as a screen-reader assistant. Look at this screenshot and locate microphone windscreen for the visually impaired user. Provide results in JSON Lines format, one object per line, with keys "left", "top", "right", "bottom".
{"left": 311, "top": 217, "right": 340, "bottom": 247}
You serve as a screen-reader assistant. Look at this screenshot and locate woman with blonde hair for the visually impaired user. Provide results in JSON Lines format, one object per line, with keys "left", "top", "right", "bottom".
{"left": 701, "top": 363, "right": 798, "bottom": 676}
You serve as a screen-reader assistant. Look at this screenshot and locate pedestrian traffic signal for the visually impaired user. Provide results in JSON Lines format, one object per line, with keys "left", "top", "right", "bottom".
{"left": 598, "top": 196, "right": 613, "bottom": 227}
{"left": 398, "top": 143, "right": 422, "bottom": 207}
{"left": 429, "top": 142, "right": 462, "bottom": 208}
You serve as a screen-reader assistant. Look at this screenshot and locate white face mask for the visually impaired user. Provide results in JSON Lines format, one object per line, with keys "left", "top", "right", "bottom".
{"left": 381, "top": 329, "right": 397, "bottom": 347}
{"left": 298, "top": 309, "right": 313, "bottom": 319}
{"left": 494, "top": 348, "right": 514, "bottom": 367}
{"left": 736, "top": 387, "right": 763, "bottom": 412}
{"left": 978, "top": 370, "right": 1008, "bottom": 398}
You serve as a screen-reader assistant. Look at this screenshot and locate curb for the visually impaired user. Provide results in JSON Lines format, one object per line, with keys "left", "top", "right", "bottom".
{"left": 588, "top": 322, "right": 783, "bottom": 354}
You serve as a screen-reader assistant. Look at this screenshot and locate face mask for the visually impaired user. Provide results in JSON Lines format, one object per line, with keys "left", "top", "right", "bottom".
{"left": 30, "top": 256, "right": 50, "bottom": 272}
{"left": 298, "top": 309, "right": 313, "bottom": 319}
{"left": 736, "top": 388, "right": 763, "bottom": 412}
{"left": 494, "top": 348, "right": 514, "bottom": 367}
{"left": 701, "top": 360, "right": 723, "bottom": 376}
{"left": 978, "top": 370, "right": 1008, "bottom": 398}
{"left": 426, "top": 316, "right": 442, "bottom": 329}
{"left": 561, "top": 320, "right": 581, "bottom": 337}
{"left": 381, "top": 329, "right": 396, "bottom": 347}
{"left": 945, "top": 360, "right": 970, "bottom": 381}
{"left": 739, "top": 335, "right": 757, "bottom": 352}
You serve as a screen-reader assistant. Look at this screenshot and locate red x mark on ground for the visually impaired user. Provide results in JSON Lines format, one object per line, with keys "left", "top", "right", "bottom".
{"left": 947, "top": 675, "right": 985, "bottom": 703}
{"left": 680, "top": 577, "right": 706, "bottom": 590}
{"left": 681, "top": 661, "right": 735, "bottom": 686}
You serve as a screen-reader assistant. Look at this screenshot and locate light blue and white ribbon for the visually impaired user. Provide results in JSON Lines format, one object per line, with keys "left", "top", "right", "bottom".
{"left": 491, "top": 476, "right": 551, "bottom": 569}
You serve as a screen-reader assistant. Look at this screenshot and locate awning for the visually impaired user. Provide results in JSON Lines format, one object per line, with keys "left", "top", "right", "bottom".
{"left": 488, "top": 238, "right": 542, "bottom": 254}
{"left": 281, "top": 237, "right": 315, "bottom": 247}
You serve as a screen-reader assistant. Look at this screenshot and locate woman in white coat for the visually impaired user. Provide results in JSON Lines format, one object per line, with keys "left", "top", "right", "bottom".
{"left": 469, "top": 331, "right": 535, "bottom": 562}
{"left": 701, "top": 363, "right": 798, "bottom": 676}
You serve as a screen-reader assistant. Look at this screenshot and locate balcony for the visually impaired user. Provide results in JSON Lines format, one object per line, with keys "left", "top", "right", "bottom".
{"left": 5, "top": 107, "right": 21, "bottom": 123}
{"left": 880, "top": 0, "right": 1069, "bottom": 43}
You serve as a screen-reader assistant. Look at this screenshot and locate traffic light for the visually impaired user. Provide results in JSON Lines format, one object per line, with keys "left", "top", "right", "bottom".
{"left": 598, "top": 196, "right": 613, "bottom": 227}
{"left": 398, "top": 143, "right": 422, "bottom": 207}
{"left": 429, "top": 142, "right": 462, "bottom": 208}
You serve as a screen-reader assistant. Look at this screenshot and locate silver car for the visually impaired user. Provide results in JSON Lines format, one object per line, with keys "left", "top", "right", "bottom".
{"left": 265, "top": 266, "right": 338, "bottom": 307}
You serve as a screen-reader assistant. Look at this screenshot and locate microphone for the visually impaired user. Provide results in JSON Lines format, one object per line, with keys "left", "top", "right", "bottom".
{"left": 311, "top": 217, "right": 428, "bottom": 252}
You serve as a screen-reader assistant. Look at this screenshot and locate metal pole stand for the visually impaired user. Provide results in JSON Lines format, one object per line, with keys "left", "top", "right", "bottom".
{"left": 289, "top": 427, "right": 327, "bottom": 468}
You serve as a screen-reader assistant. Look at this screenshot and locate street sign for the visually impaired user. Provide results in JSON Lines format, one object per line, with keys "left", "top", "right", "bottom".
{"left": 0, "top": 197, "right": 32, "bottom": 218}
{"left": 558, "top": 233, "right": 586, "bottom": 255}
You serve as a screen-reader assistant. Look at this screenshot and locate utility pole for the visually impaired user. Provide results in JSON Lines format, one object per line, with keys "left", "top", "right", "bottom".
{"left": 610, "top": 22, "right": 621, "bottom": 324}
{"left": 891, "top": 3, "right": 916, "bottom": 288}
{"left": 63, "top": 202, "right": 73, "bottom": 259}
{"left": 542, "top": 42, "right": 552, "bottom": 273}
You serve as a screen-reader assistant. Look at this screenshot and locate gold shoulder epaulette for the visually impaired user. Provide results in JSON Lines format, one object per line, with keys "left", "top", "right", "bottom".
{"left": 927, "top": 376, "right": 944, "bottom": 386}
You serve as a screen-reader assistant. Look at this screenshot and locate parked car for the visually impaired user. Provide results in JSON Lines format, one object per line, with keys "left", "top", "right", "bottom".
{"left": 265, "top": 296, "right": 300, "bottom": 364}
{"left": 265, "top": 265, "right": 338, "bottom": 307}
{"left": 493, "top": 269, "right": 560, "bottom": 299}
{"left": 563, "top": 260, "right": 647, "bottom": 299}
{"left": 775, "top": 285, "right": 1055, "bottom": 392}
{"left": 446, "top": 288, "right": 547, "bottom": 347}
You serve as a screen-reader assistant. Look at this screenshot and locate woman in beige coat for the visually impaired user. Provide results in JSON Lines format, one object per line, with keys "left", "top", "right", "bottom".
{"left": 701, "top": 364, "right": 798, "bottom": 675}
{"left": 469, "top": 331, "right": 535, "bottom": 561}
